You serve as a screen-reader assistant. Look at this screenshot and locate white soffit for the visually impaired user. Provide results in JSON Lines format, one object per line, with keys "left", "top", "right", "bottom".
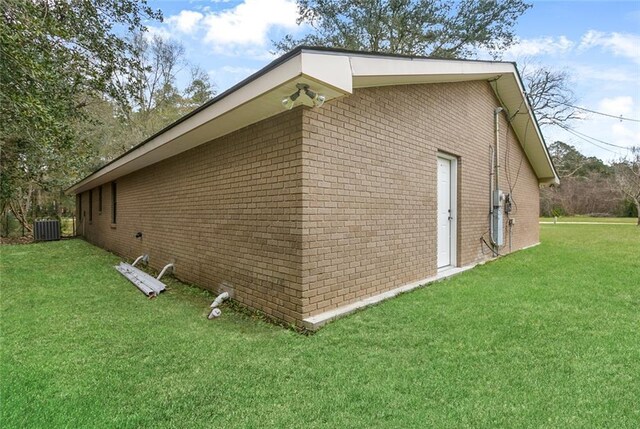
{"left": 489, "top": 73, "right": 558, "bottom": 184}
{"left": 350, "top": 55, "right": 514, "bottom": 87}
{"left": 348, "top": 54, "right": 557, "bottom": 184}
{"left": 69, "top": 51, "right": 352, "bottom": 194}
{"left": 69, "top": 48, "right": 557, "bottom": 194}
{"left": 301, "top": 52, "right": 353, "bottom": 93}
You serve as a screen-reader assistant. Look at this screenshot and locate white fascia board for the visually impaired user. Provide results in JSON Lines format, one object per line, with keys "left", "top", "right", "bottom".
{"left": 69, "top": 50, "right": 357, "bottom": 195}
{"left": 68, "top": 53, "right": 306, "bottom": 194}
{"left": 347, "top": 55, "right": 557, "bottom": 184}
{"left": 69, "top": 49, "right": 558, "bottom": 194}
{"left": 300, "top": 51, "right": 353, "bottom": 93}
{"left": 350, "top": 55, "right": 513, "bottom": 85}
{"left": 491, "top": 73, "right": 559, "bottom": 185}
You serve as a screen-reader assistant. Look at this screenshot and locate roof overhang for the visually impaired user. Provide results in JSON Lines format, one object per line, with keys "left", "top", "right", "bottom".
{"left": 68, "top": 47, "right": 558, "bottom": 194}
{"left": 347, "top": 53, "right": 558, "bottom": 185}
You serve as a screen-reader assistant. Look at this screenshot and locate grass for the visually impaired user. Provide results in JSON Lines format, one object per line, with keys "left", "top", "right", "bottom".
{"left": 1, "top": 225, "right": 639, "bottom": 428}
{"left": 540, "top": 216, "right": 637, "bottom": 224}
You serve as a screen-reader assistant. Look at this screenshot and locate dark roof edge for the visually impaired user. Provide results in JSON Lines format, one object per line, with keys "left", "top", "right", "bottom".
{"left": 296, "top": 45, "right": 512, "bottom": 65}
{"left": 68, "top": 46, "right": 522, "bottom": 192}
{"left": 68, "top": 45, "right": 308, "bottom": 192}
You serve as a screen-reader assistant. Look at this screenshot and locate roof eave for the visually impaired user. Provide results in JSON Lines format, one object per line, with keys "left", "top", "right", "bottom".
{"left": 68, "top": 47, "right": 558, "bottom": 194}
{"left": 67, "top": 48, "right": 354, "bottom": 195}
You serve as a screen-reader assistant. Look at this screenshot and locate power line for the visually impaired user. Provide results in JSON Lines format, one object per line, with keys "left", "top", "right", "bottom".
{"left": 540, "top": 96, "right": 640, "bottom": 123}
{"left": 558, "top": 125, "right": 628, "bottom": 155}
{"left": 557, "top": 124, "right": 630, "bottom": 149}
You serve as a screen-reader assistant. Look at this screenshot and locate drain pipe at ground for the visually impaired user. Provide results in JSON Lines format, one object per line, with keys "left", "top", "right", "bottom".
{"left": 156, "top": 263, "right": 174, "bottom": 280}
{"left": 208, "top": 292, "right": 229, "bottom": 319}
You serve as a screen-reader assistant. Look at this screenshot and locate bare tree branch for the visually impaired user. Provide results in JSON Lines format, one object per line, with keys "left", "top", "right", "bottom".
{"left": 520, "top": 61, "right": 581, "bottom": 128}
{"left": 613, "top": 147, "right": 640, "bottom": 225}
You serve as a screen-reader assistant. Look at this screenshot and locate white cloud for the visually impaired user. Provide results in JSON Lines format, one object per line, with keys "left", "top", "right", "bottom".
{"left": 209, "top": 65, "right": 259, "bottom": 92}
{"left": 162, "top": 0, "right": 299, "bottom": 56}
{"left": 599, "top": 96, "right": 634, "bottom": 116}
{"left": 210, "top": 65, "right": 257, "bottom": 80}
{"left": 542, "top": 94, "right": 640, "bottom": 162}
{"left": 598, "top": 97, "right": 640, "bottom": 155}
{"left": 166, "top": 10, "right": 204, "bottom": 34}
{"left": 202, "top": 0, "right": 298, "bottom": 47}
{"left": 505, "top": 36, "right": 575, "bottom": 58}
{"left": 579, "top": 31, "right": 640, "bottom": 64}
{"left": 566, "top": 97, "right": 640, "bottom": 161}
{"left": 611, "top": 121, "right": 640, "bottom": 144}
{"left": 571, "top": 64, "right": 637, "bottom": 83}
{"left": 145, "top": 26, "right": 172, "bottom": 41}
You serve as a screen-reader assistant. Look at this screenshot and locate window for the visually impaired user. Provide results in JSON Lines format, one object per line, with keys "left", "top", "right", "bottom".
{"left": 98, "top": 186, "right": 103, "bottom": 213}
{"left": 111, "top": 182, "right": 117, "bottom": 224}
{"left": 89, "top": 190, "right": 93, "bottom": 222}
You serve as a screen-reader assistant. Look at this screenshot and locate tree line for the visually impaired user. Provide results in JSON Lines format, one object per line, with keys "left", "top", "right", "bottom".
{"left": 1, "top": 0, "right": 638, "bottom": 237}
{"left": 1, "top": 1, "right": 214, "bottom": 235}
{"left": 541, "top": 142, "right": 639, "bottom": 222}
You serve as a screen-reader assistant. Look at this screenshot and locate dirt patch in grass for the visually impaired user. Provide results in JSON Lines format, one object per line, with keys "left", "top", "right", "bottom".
{"left": 0, "top": 236, "right": 33, "bottom": 245}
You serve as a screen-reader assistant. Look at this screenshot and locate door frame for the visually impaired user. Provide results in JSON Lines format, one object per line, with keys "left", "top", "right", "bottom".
{"left": 437, "top": 152, "right": 458, "bottom": 269}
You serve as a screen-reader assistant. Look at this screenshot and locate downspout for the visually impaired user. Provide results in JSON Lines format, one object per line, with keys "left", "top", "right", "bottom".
{"left": 132, "top": 254, "right": 148, "bottom": 267}
{"left": 489, "top": 146, "right": 495, "bottom": 243}
{"left": 490, "top": 107, "right": 504, "bottom": 247}
{"left": 495, "top": 107, "right": 503, "bottom": 191}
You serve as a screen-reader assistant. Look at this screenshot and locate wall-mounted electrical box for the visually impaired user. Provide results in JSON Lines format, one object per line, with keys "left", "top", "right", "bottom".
{"left": 504, "top": 193, "right": 512, "bottom": 214}
{"left": 492, "top": 190, "right": 504, "bottom": 246}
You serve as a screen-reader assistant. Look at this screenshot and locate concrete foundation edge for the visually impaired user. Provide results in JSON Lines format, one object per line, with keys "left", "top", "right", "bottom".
{"left": 302, "top": 264, "right": 476, "bottom": 331}
{"left": 302, "top": 242, "right": 541, "bottom": 331}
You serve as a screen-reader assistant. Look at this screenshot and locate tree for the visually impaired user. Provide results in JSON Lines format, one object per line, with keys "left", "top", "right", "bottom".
{"left": 274, "top": 0, "right": 531, "bottom": 58}
{"left": 0, "top": 0, "right": 161, "bottom": 232}
{"left": 539, "top": 142, "right": 631, "bottom": 218}
{"left": 520, "top": 63, "right": 580, "bottom": 127}
{"left": 102, "top": 34, "right": 216, "bottom": 161}
{"left": 547, "top": 141, "right": 611, "bottom": 178}
{"left": 185, "top": 66, "right": 216, "bottom": 109}
{"left": 613, "top": 147, "right": 640, "bottom": 225}
{"left": 539, "top": 142, "right": 639, "bottom": 219}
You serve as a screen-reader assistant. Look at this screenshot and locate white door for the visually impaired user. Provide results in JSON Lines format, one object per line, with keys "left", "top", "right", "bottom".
{"left": 437, "top": 156, "right": 456, "bottom": 268}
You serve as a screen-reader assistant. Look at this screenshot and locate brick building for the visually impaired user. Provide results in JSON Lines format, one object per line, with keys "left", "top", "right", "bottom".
{"left": 69, "top": 47, "right": 558, "bottom": 330}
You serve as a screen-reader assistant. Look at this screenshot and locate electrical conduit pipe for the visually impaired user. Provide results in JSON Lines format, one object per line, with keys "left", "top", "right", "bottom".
{"left": 491, "top": 107, "right": 504, "bottom": 247}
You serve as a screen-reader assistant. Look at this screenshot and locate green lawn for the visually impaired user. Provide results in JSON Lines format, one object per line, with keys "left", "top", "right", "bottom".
{"left": 1, "top": 225, "right": 639, "bottom": 428}
{"left": 540, "top": 216, "right": 637, "bottom": 224}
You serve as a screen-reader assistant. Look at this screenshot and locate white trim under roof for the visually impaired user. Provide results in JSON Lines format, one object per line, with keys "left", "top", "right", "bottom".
{"left": 68, "top": 47, "right": 558, "bottom": 194}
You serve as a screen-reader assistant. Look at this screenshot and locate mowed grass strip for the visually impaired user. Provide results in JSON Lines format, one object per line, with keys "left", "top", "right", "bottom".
{"left": 1, "top": 225, "right": 639, "bottom": 428}
{"left": 540, "top": 216, "right": 637, "bottom": 224}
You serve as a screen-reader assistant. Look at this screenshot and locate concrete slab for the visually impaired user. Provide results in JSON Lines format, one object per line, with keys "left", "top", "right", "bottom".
{"left": 303, "top": 263, "right": 478, "bottom": 331}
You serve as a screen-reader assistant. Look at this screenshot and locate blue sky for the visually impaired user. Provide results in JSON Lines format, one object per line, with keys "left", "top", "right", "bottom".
{"left": 147, "top": 0, "right": 640, "bottom": 162}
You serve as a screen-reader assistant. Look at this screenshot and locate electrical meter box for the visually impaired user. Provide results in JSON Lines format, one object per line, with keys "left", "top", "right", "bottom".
{"left": 492, "top": 190, "right": 504, "bottom": 246}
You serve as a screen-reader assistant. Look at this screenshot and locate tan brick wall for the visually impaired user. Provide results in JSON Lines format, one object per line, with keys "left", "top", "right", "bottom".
{"left": 79, "top": 109, "right": 305, "bottom": 324}
{"left": 300, "top": 81, "right": 540, "bottom": 317}
{"left": 78, "top": 80, "right": 541, "bottom": 326}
